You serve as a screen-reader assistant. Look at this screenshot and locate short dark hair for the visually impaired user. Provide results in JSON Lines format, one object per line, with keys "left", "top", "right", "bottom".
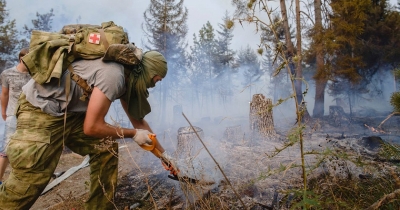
{"left": 18, "top": 48, "right": 29, "bottom": 60}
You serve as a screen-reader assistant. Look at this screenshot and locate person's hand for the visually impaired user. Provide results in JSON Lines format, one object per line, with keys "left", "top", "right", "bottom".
{"left": 132, "top": 129, "right": 153, "bottom": 146}
{"left": 2, "top": 113, "right": 6, "bottom": 121}
{"left": 161, "top": 151, "right": 179, "bottom": 175}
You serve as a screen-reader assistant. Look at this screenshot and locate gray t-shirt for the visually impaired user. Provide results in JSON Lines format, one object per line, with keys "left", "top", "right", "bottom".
{"left": 23, "top": 59, "right": 126, "bottom": 116}
{"left": 0, "top": 66, "right": 31, "bottom": 116}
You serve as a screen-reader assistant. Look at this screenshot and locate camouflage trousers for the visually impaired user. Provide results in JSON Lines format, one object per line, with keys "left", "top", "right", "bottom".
{"left": 0, "top": 94, "right": 118, "bottom": 210}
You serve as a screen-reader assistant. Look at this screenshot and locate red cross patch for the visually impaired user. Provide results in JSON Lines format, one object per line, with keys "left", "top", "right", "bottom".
{"left": 88, "top": 33, "right": 100, "bottom": 44}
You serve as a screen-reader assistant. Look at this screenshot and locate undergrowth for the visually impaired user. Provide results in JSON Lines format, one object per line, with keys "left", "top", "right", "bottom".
{"left": 304, "top": 171, "right": 400, "bottom": 209}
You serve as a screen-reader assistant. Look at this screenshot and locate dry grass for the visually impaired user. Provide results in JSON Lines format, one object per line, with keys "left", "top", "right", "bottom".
{"left": 30, "top": 116, "right": 400, "bottom": 210}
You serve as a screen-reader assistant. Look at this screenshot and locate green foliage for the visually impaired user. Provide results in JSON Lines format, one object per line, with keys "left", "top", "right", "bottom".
{"left": 230, "top": 1, "right": 400, "bottom": 210}
{"left": 390, "top": 69, "right": 400, "bottom": 112}
{"left": 20, "top": 8, "right": 55, "bottom": 49}
{"left": 0, "top": 0, "right": 19, "bottom": 69}
{"left": 307, "top": 172, "right": 400, "bottom": 209}
{"left": 390, "top": 91, "right": 400, "bottom": 112}
{"left": 214, "top": 12, "right": 237, "bottom": 104}
{"left": 394, "top": 69, "right": 400, "bottom": 78}
{"left": 22, "top": 8, "right": 54, "bottom": 35}
{"left": 379, "top": 140, "right": 400, "bottom": 161}
{"left": 215, "top": 12, "right": 236, "bottom": 72}
{"left": 188, "top": 14, "right": 238, "bottom": 108}
{"left": 326, "top": 0, "right": 400, "bottom": 99}
{"left": 237, "top": 45, "right": 261, "bottom": 88}
{"left": 290, "top": 190, "right": 322, "bottom": 209}
{"left": 143, "top": 0, "right": 188, "bottom": 84}
{"left": 327, "top": 0, "right": 369, "bottom": 85}
{"left": 142, "top": 0, "right": 188, "bottom": 123}
{"left": 225, "top": 19, "right": 234, "bottom": 29}
{"left": 188, "top": 20, "right": 219, "bottom": 110}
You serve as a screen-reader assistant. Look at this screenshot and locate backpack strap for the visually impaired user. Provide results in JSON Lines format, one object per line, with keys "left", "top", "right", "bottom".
{"left": 67, "top": 65, "right": 93, "bottom": 101}
{"left": 68, "top": 34, "right": 75, "bottom": 53}
{"left": 98, "top": 29, "right": 109, "bottom": 50}
{"left": 63, "top": 70, "right": 71, "bottom": 149}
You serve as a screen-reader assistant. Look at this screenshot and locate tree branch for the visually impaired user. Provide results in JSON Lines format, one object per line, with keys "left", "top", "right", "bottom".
{"left": 365, "top": 189, "right": 400, "bottom": 210}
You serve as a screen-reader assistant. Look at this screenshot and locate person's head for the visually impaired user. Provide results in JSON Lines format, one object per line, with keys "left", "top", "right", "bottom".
{"left": 141, "top": 50, "right": 168, "bottom": 88}
{"left": 124, "top": 50, "right": 168, "bottom": 119}
{"left": 18, "top": 48, "right": 29, "bottom": 61}
{"left": 17, "top": 48, "right": 29, "bottom": 72}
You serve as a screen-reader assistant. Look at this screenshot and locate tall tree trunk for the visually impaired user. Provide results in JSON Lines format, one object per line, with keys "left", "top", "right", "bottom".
{"left": 312, "top": 0, "right": 327, "bottom": 118}
{"left": 313, "top": 80, "right": 327, "bottom": 116}
{"left": 295, "top": 0, "right": 303, "bottom": 106}
{"left": 279, "top": 0, "right": 296, "bottom": 95}
{"left": 296, "top": 0, "right": 308, "bottom": 192}
{"left": 280, "top": 0, "right": 309, "bottom": 120}
{"left": 295, "top": 0, "right": 311, "bottom": 120}
{"left": 279, "top": 0, "right": 295, "bottom": 59}
{"left": 160, "top": 1, "right": 168, "bottom": 124}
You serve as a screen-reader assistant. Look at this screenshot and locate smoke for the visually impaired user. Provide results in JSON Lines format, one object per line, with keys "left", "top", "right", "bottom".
{"left": 11, "top": 0, "right": 398, "bottom": 172}
{"left": 8, "top": 0, "right": 144, "bottom": 42}
{"left": 304, "top": 68, "right": 395, "bottom": 116}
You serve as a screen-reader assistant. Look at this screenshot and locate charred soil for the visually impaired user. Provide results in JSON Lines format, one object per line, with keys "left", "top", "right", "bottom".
{"left": 3, "top": 113, "right": 399, "bottom": 210}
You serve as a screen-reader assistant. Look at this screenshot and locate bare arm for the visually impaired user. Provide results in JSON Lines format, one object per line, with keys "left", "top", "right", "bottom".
{"left": 0, "top": 86, "right": 9, "bottom": 120}
{"left": 120, "top": 98, "right": 179, "bottom": 175}
{"left": 83, "top": 87, "right": 138, "bottom": 139}
{"left": 120, "top": 98, "right": 165, "bottom": 153}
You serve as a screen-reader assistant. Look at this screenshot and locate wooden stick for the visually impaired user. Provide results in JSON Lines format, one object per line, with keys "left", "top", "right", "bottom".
{"left": 140, "top": 180, "right": 161, "bottom": 200}
{"left": 182, "top": 112, "right": 247, "bottom": 209}
{"left": 377, "top": 112, "right": 400, "bottom": 129}
{"left": 365, "top": 189, "right": 400, "bottom": 210}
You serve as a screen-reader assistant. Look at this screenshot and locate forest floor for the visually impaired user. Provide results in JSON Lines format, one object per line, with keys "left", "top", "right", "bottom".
{"left": 3, "top": 110, "right": 399, "bottom": 210}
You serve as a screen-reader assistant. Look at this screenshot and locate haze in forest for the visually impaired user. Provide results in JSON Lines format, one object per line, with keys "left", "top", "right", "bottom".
{"left": 7, "top": 0, "right": 260, "bottom": 51}
{"left": 2, "top": 0, "right": 400, "bottom": 142}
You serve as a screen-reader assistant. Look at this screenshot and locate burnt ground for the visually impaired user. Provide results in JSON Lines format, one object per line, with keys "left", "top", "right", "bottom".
{"left": 2, "top": 110, "right": 399, "bottom": 210}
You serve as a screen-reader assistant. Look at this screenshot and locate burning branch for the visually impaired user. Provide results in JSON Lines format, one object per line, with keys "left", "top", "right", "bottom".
{"left": 364, "top": 124, "right": 386, "bottom": 133}
{"left": 377, "top": 112, "right": 400, "bottom": 130}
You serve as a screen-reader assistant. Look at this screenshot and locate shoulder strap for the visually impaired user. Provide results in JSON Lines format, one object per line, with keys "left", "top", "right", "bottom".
{"left": 98, "top": 29, "right": 109, "bottom": 50}
{"left": 68, "top": 65, "right": 93, "bottom": 101}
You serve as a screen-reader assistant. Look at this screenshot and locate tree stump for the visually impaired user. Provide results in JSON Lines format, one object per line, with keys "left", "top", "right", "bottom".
{"left": 176, "top": 126, "right": 203, "bottom": 159}
{"left": 249, "top": 94, "right": 275, "bottom": 136}
{"left": 329, "top": 105, "right": 350, "bottom": 127}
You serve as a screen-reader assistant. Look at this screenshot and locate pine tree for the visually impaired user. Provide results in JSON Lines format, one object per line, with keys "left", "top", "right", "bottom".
{"left": 261, "top": 47, "right": 291, "bottom": 103}
{"left": 142, "top": 0, "right": 188, "bottom": 123}
{"left": 0, "top": 0, "right": 19, "bottom": 70}
{"left": 327, "top": 0, "right": 400, "bottom": 115}
{"left": 21, "top": 8, "right": 55, "bottom": 48}
{"left": 305, "top": 0, "right": 327, "bottom": 118}
{"left": 214, "top": 12, "right": 236, "bottom": 104}
{"left": 214, "top": 11, "right": 235, "bottom": 75}
{"left": 22, "top": 8, "right": 55, "bottom": 34}
{"left": 188, "top": 33, "right": 207, "bottom": 116}
{"left": 237, "top": 45, "right": 261, "bottom": 99}
{"left": 199, "top": 21, "right": 217, "bottom": 89}
{"left": 188, "top": 21, "right": 218, "bottom": 115}
{"left": 327, "top": 0, "right": 369, "bottom": 96}
{"left": 260, "top": 13, "right": 292, "bottom": 103}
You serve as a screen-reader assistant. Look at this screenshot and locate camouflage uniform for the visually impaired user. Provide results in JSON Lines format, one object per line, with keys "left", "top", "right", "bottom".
{"left": 0, "top": 94, "right": 118, "bottom": 209}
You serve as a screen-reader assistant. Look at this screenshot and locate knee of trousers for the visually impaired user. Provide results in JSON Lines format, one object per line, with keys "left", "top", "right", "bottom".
{"left": 0, "top": 171, "right": 51, "bottom": 209}
{"left": 89, "top": 145, "right": 119, "bottom": 177}
{"left": 84, "top": 145, "right": 119, "bottom": 209}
